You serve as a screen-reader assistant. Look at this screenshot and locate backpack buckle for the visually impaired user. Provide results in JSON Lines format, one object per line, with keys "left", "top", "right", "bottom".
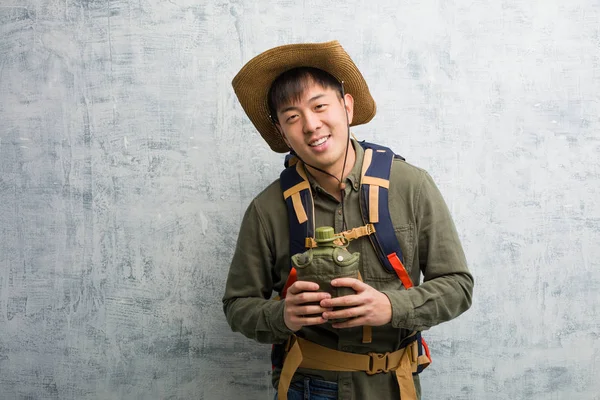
{"left": 365, "top": 223, "right": 376, "bottom": 235}
{"left": 366, "top": 352, "right": 391, "bottom": 375}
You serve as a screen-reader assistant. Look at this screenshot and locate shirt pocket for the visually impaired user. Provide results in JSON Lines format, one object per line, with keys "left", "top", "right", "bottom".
{"left": 359, "top": 223, "right": 415, "bottom": 288}
{"left": 393, "top": 223, "right": 415, "bottom": 279}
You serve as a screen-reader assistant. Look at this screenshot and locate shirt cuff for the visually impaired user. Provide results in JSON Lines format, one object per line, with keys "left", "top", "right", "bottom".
{"left": 269, "top": 299, "right": 296, "bottom": 341}
{"left": 381, "top": 289, "right": 415, "bottom": 329}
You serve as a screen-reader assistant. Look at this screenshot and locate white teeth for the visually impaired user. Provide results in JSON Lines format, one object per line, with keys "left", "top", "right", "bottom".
{"left": 310, "top": 136, "right": 328, "bottom": 147}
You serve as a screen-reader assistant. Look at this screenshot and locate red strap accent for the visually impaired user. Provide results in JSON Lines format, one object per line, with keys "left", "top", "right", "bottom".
{"left": 387, "top": 253, "right": 413, "bottom": 289}
{"left": 421, "top": 338, "right": 432, "bottom": 362}
{"left": 281, "top": 267, "right": 297, "bottom": 298}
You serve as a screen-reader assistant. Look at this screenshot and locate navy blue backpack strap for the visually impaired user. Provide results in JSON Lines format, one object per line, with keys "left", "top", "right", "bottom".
{"left": 273, "top": 161, "right": 315, "bottom": 371}
{"left": 280, "top": 161, "right": 315, "bottom": 261}
{"left": 358, "top": 141, "right": 413, "bottom": 288}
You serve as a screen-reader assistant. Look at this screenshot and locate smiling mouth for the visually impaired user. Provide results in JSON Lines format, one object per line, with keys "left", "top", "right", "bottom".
{"left": 309, "top": 136, "right": 329, "bottom": 147}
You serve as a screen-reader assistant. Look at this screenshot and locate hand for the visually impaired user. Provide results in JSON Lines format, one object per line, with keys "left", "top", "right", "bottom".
{"left": 319, "top": 278, "right": 392, "bottom": 329}
{"left": 284, "top": 281, "right": 333, "bottom": 332}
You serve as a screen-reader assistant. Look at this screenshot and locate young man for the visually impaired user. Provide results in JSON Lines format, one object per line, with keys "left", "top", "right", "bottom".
{"left": 223, "top": 41, "right": 474, "bottom": 400}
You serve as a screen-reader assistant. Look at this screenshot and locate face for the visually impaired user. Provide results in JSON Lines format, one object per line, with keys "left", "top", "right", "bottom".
{"left": 275, "top": 81, "right": 354, "bottom": 174}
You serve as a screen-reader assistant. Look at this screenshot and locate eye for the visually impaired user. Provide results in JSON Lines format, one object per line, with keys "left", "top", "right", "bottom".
{"left": 315, "top": 104, "right": 327, "bottom": 111}
{"left": 286, "top": 114, "right": 299, "bottom": 123}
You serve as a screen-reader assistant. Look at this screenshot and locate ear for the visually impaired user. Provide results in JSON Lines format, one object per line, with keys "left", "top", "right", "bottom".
{"left": 274, "top": 122, "right": 292, "bottom": 149}
{"left": 343, "top": 93, "right": 354, "bottom": 125}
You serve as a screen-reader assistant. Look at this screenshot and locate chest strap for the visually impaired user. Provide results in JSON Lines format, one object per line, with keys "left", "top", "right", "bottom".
{"left": 304, "top": 224, "right": 376, "bottom": 248}
{"left": 277, "top": 335, "right": 428, "bottom": 400}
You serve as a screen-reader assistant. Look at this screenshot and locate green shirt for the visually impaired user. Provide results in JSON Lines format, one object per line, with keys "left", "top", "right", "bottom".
{"left": 223, "top": 140, "right": 474, "bottom": 399}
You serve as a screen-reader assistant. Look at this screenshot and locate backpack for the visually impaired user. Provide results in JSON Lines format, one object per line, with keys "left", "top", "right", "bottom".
{"left": 273, "top": 140, "right": 431, "bottom": 375}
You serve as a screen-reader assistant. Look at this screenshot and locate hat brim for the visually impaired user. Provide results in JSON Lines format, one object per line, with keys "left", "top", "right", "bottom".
{"left": 232, "top": 41, "right": 376, "bottom": 153}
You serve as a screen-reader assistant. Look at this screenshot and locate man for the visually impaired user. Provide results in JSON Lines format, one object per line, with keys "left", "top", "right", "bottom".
{"left": 223, "top": 41, "right": 473, "bottom": 400}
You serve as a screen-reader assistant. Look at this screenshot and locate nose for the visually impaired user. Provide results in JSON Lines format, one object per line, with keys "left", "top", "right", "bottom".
{"left": 302, "top": 111, "right": 322, "bottom": 134}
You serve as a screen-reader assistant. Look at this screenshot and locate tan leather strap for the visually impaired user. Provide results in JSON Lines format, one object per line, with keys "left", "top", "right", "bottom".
{"left": 361, "top": 148, "right": 373, "bottom": 179}
{"left": 305, "top": 237, "right": 317, "bottom": 248}
{"left": 362, "top": 176, "right": 390, "bottom": 189}
{"left": 362, "top": 325, "right": 372, "bottom": 344}
{"left": 291, "top": 192, "right": 308, "bottom": 224}
{"left": 356, "top": 271, "right": 372, "bottom": 344}
{"left": 282, "top": 162, "right": 313, "bottom": 225}
{"left": 395, "top": 349, "right": 418, "bottom": 399}
{"left": 410, "top": 340, "right": 432, "bottom": 373}
{"left": 368, "top": 185, "right": 379, "bottom": 223}
{"left": 277, "top": 338, "right": 302, "bottom": 400}
{"left": 282, "top": 181, "right": 310, "bottom": 200}
{"left": 360, "top": 148, "right": 392, "bottom": 224}
{"left": 277, "top": 336, "right": 418, "bottom": 400}
{"left": 340, "top": 224, "right": 376, "bottom": 241}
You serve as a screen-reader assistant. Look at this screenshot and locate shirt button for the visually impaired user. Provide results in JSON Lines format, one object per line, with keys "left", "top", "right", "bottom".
{"left": 353, "top": 182, "right": 359, "bottom": 189}
{"left": 337, "top": 209, "right": 342, "bottom": 215}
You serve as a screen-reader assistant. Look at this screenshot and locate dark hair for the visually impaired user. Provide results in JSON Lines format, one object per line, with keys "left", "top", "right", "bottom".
{"left": 267, "top": 67, "right": 343, "bottom": 123}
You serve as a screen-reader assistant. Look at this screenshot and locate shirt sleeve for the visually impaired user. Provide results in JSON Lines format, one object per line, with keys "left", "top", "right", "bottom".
{"left": 222, "top": 199, "right": 294, "bottom": 344}
{"left": 382, "top": 171, "right": 474, "bottom": 331}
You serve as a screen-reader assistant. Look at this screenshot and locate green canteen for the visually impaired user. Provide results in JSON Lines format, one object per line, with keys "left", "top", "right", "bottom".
{"left": 291, "top": 226, "right": 360, "bottom": 323}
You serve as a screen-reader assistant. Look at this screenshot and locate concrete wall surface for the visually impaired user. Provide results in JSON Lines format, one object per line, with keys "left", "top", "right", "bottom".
{"left": 1, "top": 0, "right": 599, "bottom": 399}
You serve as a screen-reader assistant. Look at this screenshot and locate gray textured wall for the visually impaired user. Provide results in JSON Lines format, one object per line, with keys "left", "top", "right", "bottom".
{"left": 1, "top": 0, "right": 599, "bottom": 399}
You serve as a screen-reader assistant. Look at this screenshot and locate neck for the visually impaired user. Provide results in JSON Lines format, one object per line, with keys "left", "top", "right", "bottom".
{"left": 306, "top": 143, "right": 356, "bottom": 201}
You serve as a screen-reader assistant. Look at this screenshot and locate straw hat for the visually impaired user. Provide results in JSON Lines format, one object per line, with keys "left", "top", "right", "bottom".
{"left": 232, "top": 40, "right": 376, "bottom": 153}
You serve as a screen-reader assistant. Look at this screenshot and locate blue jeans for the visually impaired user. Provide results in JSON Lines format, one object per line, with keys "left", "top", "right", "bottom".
{"left": 274, "top": 376, "right": 338, "bottom": 400}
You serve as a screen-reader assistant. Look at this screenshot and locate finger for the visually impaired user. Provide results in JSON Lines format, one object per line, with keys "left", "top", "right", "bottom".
{"left": 320, "top": 294, "right": 361, "bottom": 308}
{"left": 288, "top": 291, "right": 331, "bottom": 305}
{"left": 293, "top": 304, "right": 333, "bottom": 316}
{"left": 323, "top": 305, "right": 365, "bottom": 322}
{"left": 330, "top": 278, "right": 366, "bottom": 291}
{"left": 296, "top": 315, "right": 329, "bottom": 326}
{"left": 287, "top": 280, "right": 320, "bottom": 295}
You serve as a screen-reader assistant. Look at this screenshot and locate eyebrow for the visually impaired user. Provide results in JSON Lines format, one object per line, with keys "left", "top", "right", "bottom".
{"left": 279, "top": 93, "right": 327, "bottom": 114}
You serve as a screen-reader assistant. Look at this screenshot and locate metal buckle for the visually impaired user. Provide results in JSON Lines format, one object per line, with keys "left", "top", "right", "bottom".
{"left": 366, "top": 352, "right": 390, "bottom": 375}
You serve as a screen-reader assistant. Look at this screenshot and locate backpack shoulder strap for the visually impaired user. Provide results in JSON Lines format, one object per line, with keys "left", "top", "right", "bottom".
{"left": 280, "top": 161, "right": 314, "bottom": 297}
{"left": 272, "top": 157, "right": 316, "bottom": 370}
{"left": 358, "top": 141, "right": 414, "bottom": 289}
